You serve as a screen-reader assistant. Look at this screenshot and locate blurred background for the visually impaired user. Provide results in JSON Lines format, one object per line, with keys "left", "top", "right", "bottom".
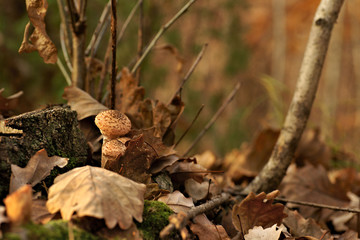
{"left": 1, "top": 0, "right": 360, "bottom": 159}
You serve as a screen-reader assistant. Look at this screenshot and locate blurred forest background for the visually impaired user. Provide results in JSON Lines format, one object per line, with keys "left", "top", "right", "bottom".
{"left": 1, "top": 0, "right": 360, "bottom": 159}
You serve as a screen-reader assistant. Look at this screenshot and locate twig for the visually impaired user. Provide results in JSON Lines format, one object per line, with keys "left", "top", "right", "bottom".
{"left": 57, "top": 59, "right": 72, "bottom": 86}
{"left": 131, "top": 0, "right": 197, "bottom": 75}
{"left": 116, "top": 0, "right": 142, "bottom": 45}
{"left": 160, "top": 192, "right": 231, "bottom": 239}
{"left": 85, "top": 2, "right": 111, "bottom": 56}
{"left": 56, "top": 0, "right": 73, "bottom": 58}
{"left": 110, "top": 0, "right": 117, "bottom": 109}
{"left": 79, "top": 0, "right": 87, "bottom": 23}
{"left": 170, "top": 43, "right": 208, "bottom": 104}
{"left": 243, "top": 0, "right": 345, "bottom": 194}
{"left": 135, "top": 0, "right": 144, "bottom": 82}
{"left": 183, "top": 81, "right": 241, "bottom": 156}
{"left": 175, "top": 104, "right": 204, "bottom": 148}
{"left": 60, "top": 25, "right": 73, "bottom": 71}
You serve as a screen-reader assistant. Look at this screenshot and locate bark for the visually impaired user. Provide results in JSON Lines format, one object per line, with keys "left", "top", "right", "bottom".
{"left": 0, "top": 106, "right": 88, "bottom": 200}
{"left": 243, "top": 0, "right": 345, "bottom": 194}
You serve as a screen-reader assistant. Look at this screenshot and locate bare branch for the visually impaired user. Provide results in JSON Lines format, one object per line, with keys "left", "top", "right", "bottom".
{"left": 131, "top": 0, "right": 197, "bottom": 75}
{"left": 110, "top": 0, "right": 117, "bottom": 109}
{"left": 243, "top": 0, "right": 345, "bottom": 194}
{"left": 56, "top": 59, "right": 72, "bottom": 86}
{"left": 183, "top": 81, "right": 241, "bottom": 156}
{"left": 116, "top": 0, "right": 142, "bottom": 45}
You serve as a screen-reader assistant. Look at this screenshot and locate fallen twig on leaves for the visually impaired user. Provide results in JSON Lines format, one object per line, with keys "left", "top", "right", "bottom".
{"left": 159, "top": 192, "right": 231, "bottom": 239}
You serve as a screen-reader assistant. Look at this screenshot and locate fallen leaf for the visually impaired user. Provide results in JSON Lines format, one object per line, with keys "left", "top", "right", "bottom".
{"left": 10, "top": 149, "right": 68, "bottom": 193}
{"left": 190, "top": 214, "right": 230, "bottom": 240}
{"left": 63, "top": 86, "right": 108, "bottom": 120}
{"left": 0, "top": 89, "right": 23, "bottom": 115}
{"left": 166, "top": 159, "right": 207, "bottom": 183}
{"left": 283, "top": 208, "right": 330, "bottom": 240}
{"left": 244, "top": 224, "right": 281, "bottom": 240}
{"left": 31, "top": 199, "right": 56, "bottom": 224}
{"left": 46, "top": 166, "right": 146, "bottom": 229}
{"left": 336, "top": 230, "right": 358, "bottom": 240}
{"left": 150, "top": 154, "right": 180, "bottom": 174}
{"left": 279, "top": 164, "right": 349, "bottom": 222}
{"left": 19, "top": 0, "right": 57, "bottom": 63}
{"left": 232, "top": 190, "right": 287, "bottom": 235}
{"left": 4, "top": 185, "right": 32, "bottom": 226}
{"left": 158, "top": 190, "right": 194, "bottom": 213}
{"left": 194, "top": 150, "right": 217, "bottom": 170}
{"left": 185, "top": 178, "right": 209, "bottom": 201}
{"left": 98, "top": 223, "right": 142, "bottom": 240}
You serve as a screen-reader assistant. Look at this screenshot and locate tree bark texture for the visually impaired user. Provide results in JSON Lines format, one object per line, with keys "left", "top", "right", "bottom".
{"left": 243, "top": 0, "right": 345, "bottom": 194}
{"left": 0, "top": 106, "right": 88, "bottom": 200}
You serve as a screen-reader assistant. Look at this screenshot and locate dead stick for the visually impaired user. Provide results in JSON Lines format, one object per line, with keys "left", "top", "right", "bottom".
{"left": 110, "top": 0, "right": 117, "bottom": 109}
{"left": 135, "top": 0, "right": 144, "bottom": 82}
{"left": 160, "top": 192, "right": 231, "bottom": 239}
{"left": 170, "top": 43, "right": 208, "bottom": 104}
{"left": 243, "top": 0, "right": 345, "bottom": 194}
{"left": 131, "top": 0, "right": 197, "bottom": 75}
{"left": 183, "top": 81, "right": 241, "bottom": 156}
{"left": 175, "top": 104, "right": 204, "bottom": 148}
{"left": 116, "top": 0, "right": 142, "bottom": 45}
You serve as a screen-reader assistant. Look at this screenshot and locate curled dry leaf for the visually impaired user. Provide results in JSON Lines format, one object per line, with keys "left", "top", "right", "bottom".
{"left": 4, "top": 185, "right": 32, "bottom": 226}
{"left": 63, "top": 86, "right": 108, "bottom": 120}
{"left": 190, "top": 214, "right": 230, "bottom": 240}
{"left": 158, "top": 190, "right": 194, "bottom": 213}
{"left": 10, "top": 149, "right": 68, "bottom": 193}
{"left": 185, "top": 178, "right": 209, "bottom": 201}
{"left": 0, "top": 89, "right": 23, "bottom": 115}
{"left": 232, "top": 190, "right": 287, "bottom": 235}
{"left": 32, "top": 199, "right": 55, "bottom": 224}
{"left": 19, "top": 0, "right": 57, "bottom": 63}
{"left": 194, "top": 150, "right": 217, "bottom": 170}
{"left": 166, "top": 159, "right": 207, "bottom": 183}
{"left": 244, "top": 224, "right": 281, "bottom": 240}
{"left": 46, "top": 166, "right": 146, "bottom": 230}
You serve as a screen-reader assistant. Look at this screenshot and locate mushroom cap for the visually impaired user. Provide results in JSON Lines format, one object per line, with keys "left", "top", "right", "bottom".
{"left": 95, "top": 110, "right": 131, "bottom": 139}
{"left": 102, "top": 139, "right": 127, "bottom": 158}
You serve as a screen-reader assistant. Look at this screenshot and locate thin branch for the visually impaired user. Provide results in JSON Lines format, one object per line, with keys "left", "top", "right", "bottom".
{"left": 175, "top": 104, "right": 204, "bottom": 148}
{"left": 57, "top": 59, "right": 72, "bottom": 86}
{"left": 170, "top": 43, "right": 208, "bottom": 104}
{"left": 66, "top": 0, "right": 78, "bottom": 32}
{"left": 85, "top": 2, "right": 111, "bottom": 56}
{"left": 160, "top": 192, "right": 231, "bottom": 239}
{"left": 243, "top": 0, "right": 345, "bottom": 194}
{"left": 131, "top": 0, "right": 197, "bottom": 75}
{"left": 135, "top": 0, "right": 144, "bottom": 81}
{"left": 56, "top": 0, "right": 73, "bottom": 58}
{"left": 110, "top": 0, "right": 117, "bottom": 109}
{"left": 79, "top": 0, "right": 87, "bottom": 23}
{"left": 183, "top": 81, "right": 241, "bottom": 156}
{"left": 116, "top": 0, "right": 142, "bottom": 45}
{"left": 60, "top": 25, "right": 73, "bottom": 71}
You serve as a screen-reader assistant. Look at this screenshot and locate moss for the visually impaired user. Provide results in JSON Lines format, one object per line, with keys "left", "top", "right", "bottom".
{"left": 136, "top": 200, "right": 174, "bottom": 240}
{"left": 4, "top": 220, "right": 102, "bottom": 240}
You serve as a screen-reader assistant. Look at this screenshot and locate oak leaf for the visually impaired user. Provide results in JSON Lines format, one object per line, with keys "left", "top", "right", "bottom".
{"left": 10, "top": 149, "right": 68, "bottom": 193}
{"left": 4, "top": 185, "right": 32, "bottom": 226}
{"left": 46, "top": 166, "right": 146, "bottom": 229}
{"left": 63, "top": 86, "right": 108, "bottom": 120}
{"left": 232, "top": 191, "right": 287, "bottom": 235}
{"left": 158, "top": 190, "right": 194, "bottom": 213}
{"left": 244, "top": 224, "right": 281, "bottom": 240}
{"left": 19, "top": 0, "right": 57, "bottom": 63}
{"left": 190, "top": 214, "right": 230, "bottom": 240}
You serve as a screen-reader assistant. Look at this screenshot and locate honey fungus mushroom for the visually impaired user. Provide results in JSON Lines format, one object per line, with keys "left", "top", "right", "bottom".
{"left": 95, "top": 110, "right": 131, "bottom": 143}
{"left": 101, "top": 139, "right": 127, "bottom": 168}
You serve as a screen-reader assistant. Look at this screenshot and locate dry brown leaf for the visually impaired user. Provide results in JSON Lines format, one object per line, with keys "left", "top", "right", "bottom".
{"left": 19, "top": 0, "right": 57, "bottom": 63}
{"left": 150, "top": 154, "right": 180, "bottom": 174}
{"left": 329, "top": 168, "right": 360, "bottom": 197}
{"left": 244, "top": 224, "right": 281, "bottom": 240}
{"left": 185, "top": 178, "right": 209, "bottom": 201}
{"left": 31, "top": 198, "right": 55, "bottom": 224}
{"left": 10, "top": 149, "right": 68, "bottom": 193}
{"left": 98, "top": 223, "right": 142, "bottom": 240}
{"left": 190, "top": 214, "right": 230, "bottom": 240}
{"left": 155, "top": 44, "right": 185, "bottom": 73}
{"left": 0, "top": 89, "right": 23, "bottom": 115}
{"left": 63, "top": 86, "right": 108, "bottom": 120}
{"left": 4, "top": 185, "right": 32, "bottom": 226}
{"left": 158, "top": 190, "right": 194, "bottom": 213}
{"left": 336, "top": 230, "right": 358, "bottom": 240}
{"left": 232, "top": 190, "right": 287, "bottom": 235}
{"left": 279, "top": 164, "right": 349, "bottom": 222}
{"left": 194, "top": 150, "right": 217, "bottom": 170}
{"left": 283, "top": 208, "right": 330, "bottom": 240}
{"left": 166, "top": 159, "right": 207, "bottom": 183}
{"left": 46, "top": 166, "right": 146, "bottom": 229}
{"left": 115, "top": 68, "right": 145, "bottom": 119}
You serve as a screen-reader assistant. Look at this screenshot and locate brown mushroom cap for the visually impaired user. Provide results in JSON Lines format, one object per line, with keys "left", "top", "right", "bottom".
{"left": 102, "top": 139, "right": 127, "bottom": 158}
{"left": 95, "top": 110, "right": 131, "bottom": 139}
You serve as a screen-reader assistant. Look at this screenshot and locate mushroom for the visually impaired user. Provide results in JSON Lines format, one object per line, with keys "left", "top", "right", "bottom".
{"left": 95, "top": 110, "right": 131, "bottom": 168}
{"left": 95, "top": 110, "right": 131, "bottom": 144}
{"left": 101, "top": 139, "right": 127, "bottom": 169}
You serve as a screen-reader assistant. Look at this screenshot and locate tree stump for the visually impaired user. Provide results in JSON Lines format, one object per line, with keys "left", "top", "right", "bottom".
{"left": 0, "top": 106, "right": 88, "bottom": 200}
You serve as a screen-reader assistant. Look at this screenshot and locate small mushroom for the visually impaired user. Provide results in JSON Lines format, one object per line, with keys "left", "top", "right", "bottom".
{"left": 101, "top": 139, "right": 127, "bottom": 169}
{"left": 95, "top": 110, "right": 131, "bottom": 144}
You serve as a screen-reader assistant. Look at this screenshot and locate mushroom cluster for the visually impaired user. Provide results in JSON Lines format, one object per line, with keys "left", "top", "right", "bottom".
{"left": 95, "top": 110, "right": 131, "bottom": 167}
